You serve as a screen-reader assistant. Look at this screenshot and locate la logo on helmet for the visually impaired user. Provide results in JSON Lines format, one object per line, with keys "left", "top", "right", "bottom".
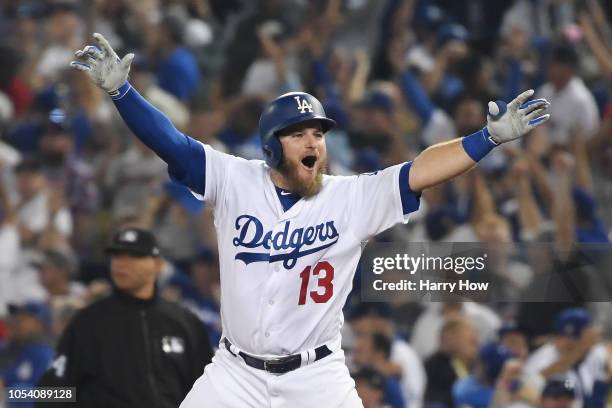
{"left": 294, "top": 96, "right": 313, "bottom": 113}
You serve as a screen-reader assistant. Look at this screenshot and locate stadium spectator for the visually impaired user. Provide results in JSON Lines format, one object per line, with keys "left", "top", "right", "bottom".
{"left": 182, "top": 247, "right": 222, "bottom": 346}
{"left": 37, "top": 108, "right": 99, "bottom": 215}
{"left": 104, "top": 134, "right": 167, "bottom": 222}
{"left": 215, "top": 95, "right": 265, "bottom": 159}
{"left": 412, "top": 302, "right": 500, "bottom": 359}
{"left": 34, "top": 1, "right": 83, "bottom": 86}
{"left": 0, "top": 302, "right": 54, "bottom": 408}
{"left": 14, "top": 157, "right": 72, "bottom": 246}
{"left": 540, "top": 379, "right": 576, "bottom": 408}
{"left": 349, "top": 303, "right": 426, "bottom": 408}
{"left": 353, "top": 366, "right": 393, "bottom": 408}
{"left": 497, "top": 322, "right": 529, "bottom": 361}
{"left": 472, "top": 202, "right": 533, "bottom": 301}
{"left": 453, "top": 342, "right": 539, "bottom": 408}
{"left": 537, "top": 43, "right": 600, "bottom": 145}
{"left": 577, "top": 1, "right": 612, "bottom": 81}
{"left": 143, "top": 182, "right": 205, "bottom": 262}
{"left": 424, "top": 317, "right": 479, "bottom": 408}
{"left": 129, "top": 57, "right": 190, "bottom": 131}
{"left": 523, "top": 308, "right": 610, "bottom": 408}
{"left": 352, "top": 331, "right": 405, "bottom": 408}
{"left": 36, "top": 249, "right": 85, "bottom": 302}
{"left": 0, "top": 168, "right": 20, "bottom": 317}
{"left": 241, "top": 21, "right": 302, "bottom": 97}
{"left": 153, "top": 14, "right": 200, "bottom": 102}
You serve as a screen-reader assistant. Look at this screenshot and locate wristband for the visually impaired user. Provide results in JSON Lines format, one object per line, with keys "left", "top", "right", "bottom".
{"left": 109, "top": 81, "right": 131, "bottom": 100}
{"left": 462, "top": 127, "right": 498, "bottom": 162}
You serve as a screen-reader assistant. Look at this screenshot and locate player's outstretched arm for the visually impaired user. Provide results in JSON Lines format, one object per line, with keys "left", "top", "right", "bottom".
{"left": 408, "top": 89, "right": 550, "bottom": 192}
{"left": 69, "top": 33, "right": 205, "bottom": 194}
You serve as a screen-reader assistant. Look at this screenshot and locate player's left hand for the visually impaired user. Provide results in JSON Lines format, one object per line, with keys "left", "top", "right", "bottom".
{"left": 486, "top": 89, "right": 550, "bottom": 145}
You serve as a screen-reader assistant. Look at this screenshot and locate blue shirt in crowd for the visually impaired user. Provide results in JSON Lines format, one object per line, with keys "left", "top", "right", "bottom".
{"left": 157, "top": 47, "right": 200, "bottom": 101}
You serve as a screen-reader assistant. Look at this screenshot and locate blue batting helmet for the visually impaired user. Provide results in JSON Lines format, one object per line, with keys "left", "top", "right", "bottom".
{"left": 258, "top": 92, "right": 336, "bottom": 168}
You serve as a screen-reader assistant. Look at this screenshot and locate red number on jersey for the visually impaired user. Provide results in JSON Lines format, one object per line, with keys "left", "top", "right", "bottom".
{"left": 298, "top": 266, "right": 311, "bottom": 305}
{"left": 298, "top": 261, "right": 334, "bottom": 305}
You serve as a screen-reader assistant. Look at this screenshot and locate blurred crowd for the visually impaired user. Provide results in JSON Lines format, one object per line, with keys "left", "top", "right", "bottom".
{"left": 0, "top": 0, "right": 611, "bottom": 407}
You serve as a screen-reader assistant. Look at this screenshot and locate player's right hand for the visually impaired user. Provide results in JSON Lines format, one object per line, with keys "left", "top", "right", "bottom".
{"left": 70, "top": 33, "right": 134, "bottom": 94}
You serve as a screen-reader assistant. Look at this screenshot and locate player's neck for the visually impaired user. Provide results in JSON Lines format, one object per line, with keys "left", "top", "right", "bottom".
{"left": 270, "top": 168, "right": 293, "bottom": 192}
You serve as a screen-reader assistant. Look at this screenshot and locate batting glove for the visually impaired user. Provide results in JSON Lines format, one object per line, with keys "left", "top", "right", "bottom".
{"left": 486, "top": 89, "right": 550, "bottom": 144}
{"left": 69, "top": 33, "right": 134, "bottom": 95}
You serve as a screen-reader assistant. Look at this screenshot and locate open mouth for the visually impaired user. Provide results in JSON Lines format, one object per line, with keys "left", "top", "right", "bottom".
{"left": 301, "top": 155, "right": 317, "bottom": 169}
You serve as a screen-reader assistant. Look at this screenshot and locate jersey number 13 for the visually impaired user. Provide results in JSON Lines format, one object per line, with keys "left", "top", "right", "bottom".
{"left": 298, "top": 261, "right": 334, "bottom": 305}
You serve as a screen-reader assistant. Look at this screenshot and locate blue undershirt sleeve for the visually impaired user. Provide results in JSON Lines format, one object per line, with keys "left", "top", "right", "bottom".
{"left": 400, "top": 161, "right": 421, "bottom": 214}
{"left": 111, "top": 82, "right": 206, "bottom": 195}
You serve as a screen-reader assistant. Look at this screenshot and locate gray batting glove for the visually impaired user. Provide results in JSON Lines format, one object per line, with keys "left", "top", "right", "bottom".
{"left": 486, "top": 89, "right": 550, "bottom": 144}
{"left": 70, "top": 33, "right": 134, "bottom": 94}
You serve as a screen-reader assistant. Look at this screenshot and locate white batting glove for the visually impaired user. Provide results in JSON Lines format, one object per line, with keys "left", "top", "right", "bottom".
{"left": 486, "top": 89, "right": 550, "bottom": 144}
{"left": 69, "top": 33, "right": 134, "bottom": 94}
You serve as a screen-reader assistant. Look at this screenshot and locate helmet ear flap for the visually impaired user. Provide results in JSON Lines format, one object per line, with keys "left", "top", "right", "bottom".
{"left": 264, "top": 135, "right": 283, "bottom": 168}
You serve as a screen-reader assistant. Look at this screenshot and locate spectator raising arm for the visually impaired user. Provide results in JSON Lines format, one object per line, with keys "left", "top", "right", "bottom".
{"left": 551, "top": 152, "right": 576, "bottom": 251}
{"left": 419, "top": 40, "right": 465, "bottom": 95}
{"left": 399, "top": 69, "right": 436, "bottom": 125}
{"left": 514, "top": 157, "right": 544, "bottom": 241}
{"left": 570, "top": 129, "right": 594, "bottom": 192}
{"left": 539, "top": 326, "right": 601, "bottom": 379}
{"left": 470, "top": 169, "right": 497, "bottom": 224}
{"left": 524, "top": 131, "right": 555, "bottom": 211}
{"left": 257, "top": 31, "right": 288, "bottom": 93}
{"left": 490, "top": 359, "right": 540, "bottom": 408}
{"left": 347, "top": 50, "right": 371, "bottom": 104}
{"left": 0, "top": 167, "right": 15, "bottom": 225}
{"left": 579, "top": 12, "right": 612, "bottom": 80}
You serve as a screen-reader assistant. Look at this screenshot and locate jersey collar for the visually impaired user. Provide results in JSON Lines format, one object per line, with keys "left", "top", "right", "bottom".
{"left": 264, "top": 168, "right": 305, "bottom": 221}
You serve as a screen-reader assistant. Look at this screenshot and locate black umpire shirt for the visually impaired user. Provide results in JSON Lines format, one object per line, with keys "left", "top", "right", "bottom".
{"left": 36, "top": 288, "right": 213, "bottom": 408}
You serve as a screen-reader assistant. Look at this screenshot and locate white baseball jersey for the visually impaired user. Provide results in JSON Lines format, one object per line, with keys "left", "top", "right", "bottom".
{"left": 524, "top": 342, "right": 610, "bottom": 407}
{"left": 196, "top": 144, "right": 420, "bottom": 357}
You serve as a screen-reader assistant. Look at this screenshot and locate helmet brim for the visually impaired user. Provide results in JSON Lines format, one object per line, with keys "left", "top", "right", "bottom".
{"left": 272, "top": 116, "right": 336, "bottom": 137}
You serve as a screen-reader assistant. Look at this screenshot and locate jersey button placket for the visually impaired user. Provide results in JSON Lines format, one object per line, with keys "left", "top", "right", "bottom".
{"left": 261, "top": 222, "right": 283, "bottom": 344}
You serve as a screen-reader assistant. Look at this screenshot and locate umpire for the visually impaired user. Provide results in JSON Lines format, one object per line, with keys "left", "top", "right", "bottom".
{"left": 37, "top": 228, "right": 213, "bottom": 408}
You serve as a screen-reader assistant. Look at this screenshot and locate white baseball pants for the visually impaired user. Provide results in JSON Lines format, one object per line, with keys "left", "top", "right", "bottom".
{"left": 180, "top": 345, "right": 363, "bottom": 407}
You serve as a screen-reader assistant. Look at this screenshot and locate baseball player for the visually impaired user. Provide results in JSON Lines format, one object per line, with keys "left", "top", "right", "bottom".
{"left": 70, "top": 33, "right": 550, "bottom": 407}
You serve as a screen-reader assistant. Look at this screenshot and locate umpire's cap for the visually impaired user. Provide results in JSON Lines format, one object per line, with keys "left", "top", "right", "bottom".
{"left": 258, "top": 92, "right": 336, "bottom": 168}
{"left": 105, "top": 228, "right": 160, "bottom": 257}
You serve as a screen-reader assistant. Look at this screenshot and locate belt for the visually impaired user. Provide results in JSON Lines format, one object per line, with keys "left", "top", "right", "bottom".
{"left": 223, "top": 338, "right": 332, "bottom": 374}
